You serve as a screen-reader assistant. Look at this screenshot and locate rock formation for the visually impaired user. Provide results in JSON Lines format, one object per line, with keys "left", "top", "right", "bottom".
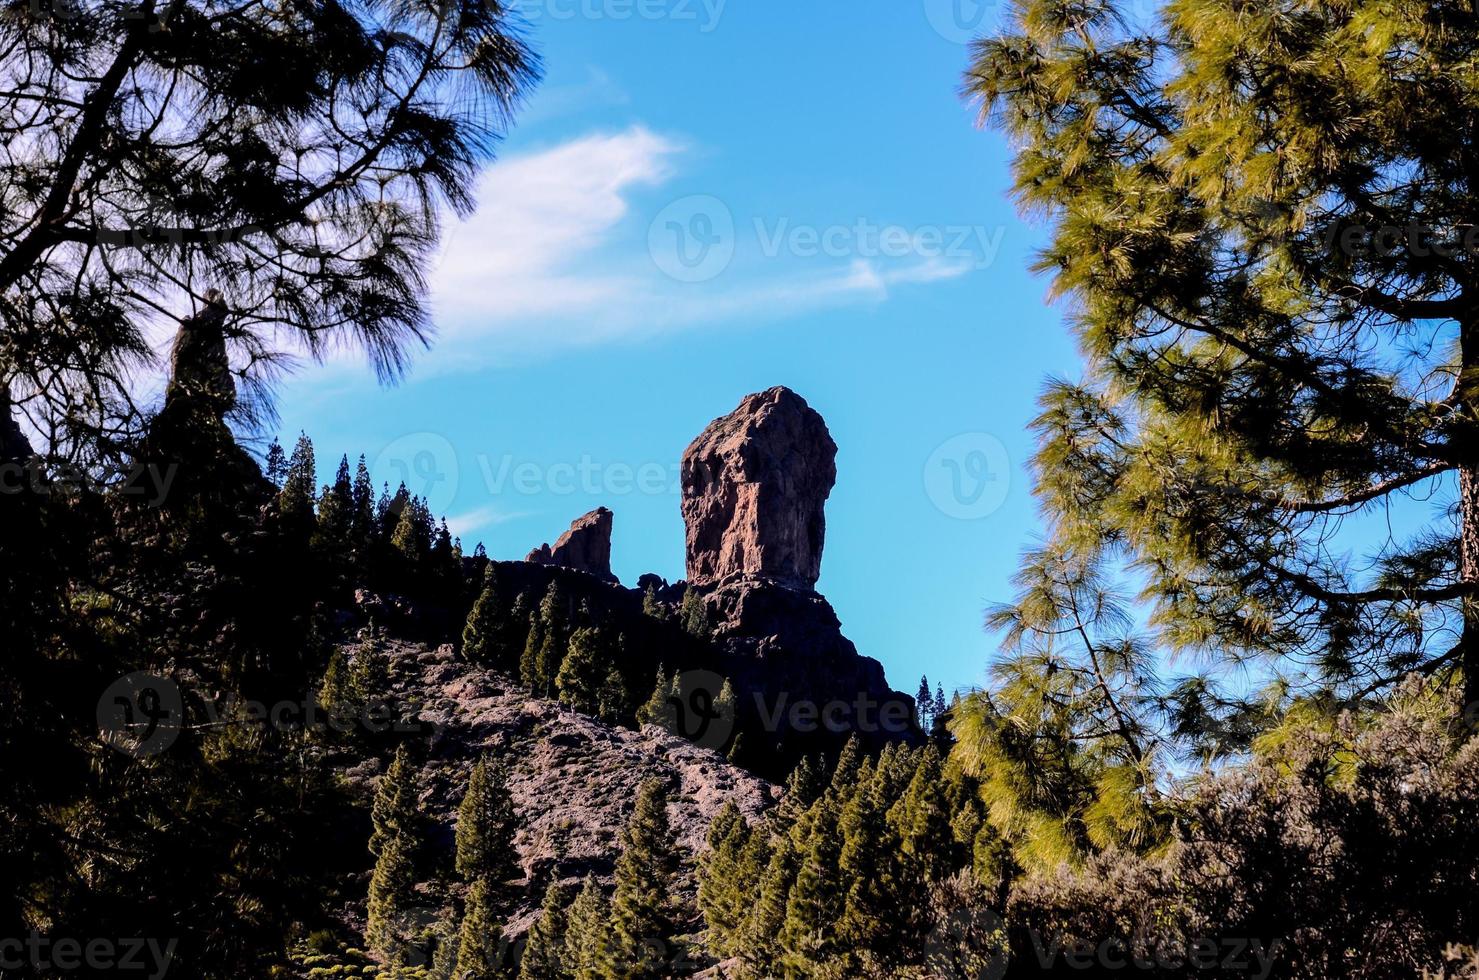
{"left": 679, "top": 388, "right": 918, "bottom": 756}
{"left": 525, "top": 506, "right": 617, "bottom": 583}
{"left": 681, "top": 386, "right": 836, "bottom": 592}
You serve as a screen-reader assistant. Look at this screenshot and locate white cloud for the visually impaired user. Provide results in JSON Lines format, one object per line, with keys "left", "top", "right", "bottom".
{"left": 446, "top": 503, "right": 535, "bottom": 539}
{"left": 422, "top": 125, "right": 974, "bottom": 366}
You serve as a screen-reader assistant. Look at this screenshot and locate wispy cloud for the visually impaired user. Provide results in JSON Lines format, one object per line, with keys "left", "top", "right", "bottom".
{"left": 446, "top": 503, "right": 536, "bottom": 539}
{"left": 422, "top": 124, "right": 973, "bottom": 367}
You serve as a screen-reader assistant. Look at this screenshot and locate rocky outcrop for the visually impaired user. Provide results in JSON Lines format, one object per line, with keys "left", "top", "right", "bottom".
{"left": 354, "top": 639, "right": 775, "bottom": 935}
{"left": 525, "top": 507, "right": 616, "bottom": 583}
{"left": 681, "top": 387, "right": 836, "bottom": 592}
{"left": 676, "top": 388, "right": 918, "bottom": 758}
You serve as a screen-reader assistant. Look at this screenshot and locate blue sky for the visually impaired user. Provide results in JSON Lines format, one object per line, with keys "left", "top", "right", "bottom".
{"left": 269, "top": 0, "right": 1082, "bottom": 697}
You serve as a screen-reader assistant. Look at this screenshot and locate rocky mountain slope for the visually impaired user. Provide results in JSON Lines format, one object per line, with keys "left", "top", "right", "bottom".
{"left": 341, "top": 638, "right": 776, "bottom": 937}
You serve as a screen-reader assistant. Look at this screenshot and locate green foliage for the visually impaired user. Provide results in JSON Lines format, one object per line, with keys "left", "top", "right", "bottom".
{"left": 965, "top": 0, "right": 1479, "bottom": 738}
{"left": 370, "top": 746, "right": 420, "bottom": 860}
{"left": 699, "top": 803, "right": 768, "bottom": 961}
{"left": 636, "top": 667, "right": 672, "bottom": 729}
{"left": 609, "top": 778, "right": 682, "bottom": 978}
{"left": 520, "top": 619, "right": 544, "bottom": 695}
{"left": 456, "top": 757, "right": 521, "bottom": 889}
{"left": 599, "top": 665, "right": 631, "bottom": 726}
{"left": 563, "top": 877, "right": 611, "bottom": 980}
{"left": 519, "top": 883, "right": 573, "bottom": 980}
{"left": 556, "top": 627, "right": 606, "bottom": 716}
{"left": 279, "top": 432, "right": 318, "bottom": 524}
{"left": 642, "top": 584, "right": 671, "bottom": 621}
{"left": 463, "top": 566, "right": 504, "bottom": 664}
{"left": 366, "top": 830, "right": 417, "bottom": 959}
{"left": 679, "top": 587, "right": 709, "bottom": 638}
{"left": 456, "top": 877, "right": 511, "bottom": 980}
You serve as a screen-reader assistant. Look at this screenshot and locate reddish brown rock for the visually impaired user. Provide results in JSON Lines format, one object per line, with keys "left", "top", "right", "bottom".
{"left": 681, "top": 387, "right": 837, "bottom": 592}
{"left": 526, "top": 507, "right": 617, "bottom": 583}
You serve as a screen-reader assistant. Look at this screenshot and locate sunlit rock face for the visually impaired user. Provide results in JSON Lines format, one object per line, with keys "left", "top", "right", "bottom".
{"left": 680, "top": 386, "right": 837, "bottom": 593}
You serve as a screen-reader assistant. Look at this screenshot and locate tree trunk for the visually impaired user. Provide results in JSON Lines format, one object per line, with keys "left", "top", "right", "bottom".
{"left": 1460, "top": 317, "right": 1479, "bottom": 718}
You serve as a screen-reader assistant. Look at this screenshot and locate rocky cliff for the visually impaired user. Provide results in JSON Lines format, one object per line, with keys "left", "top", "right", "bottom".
{"left": 525, "top": 506, "right": 617, "bottom": 583}
{"left": 680, "top": 387, "right": 836, "bottom": 592}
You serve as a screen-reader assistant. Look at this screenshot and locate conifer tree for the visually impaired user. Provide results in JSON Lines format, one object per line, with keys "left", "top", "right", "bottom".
{"left": 698, "top": 803, "right": 756, "bottom": 959}
{"left": 314, "top": 455, "right": 355, "bottom": 585}
{"left": 456, "top": 757, "right": 520, "bottom": 889}
{"left": 777, "top": 756, "right": 827, "bottom": 830}
{"left": 742, "top": 834, "right": 799, "bottom": 976}
{"left": 556, "top": 627, "right": 605, "bottom": 716}
{"left": 562, "top": 877, "right": 611, "bottom": 980}
{"left": 366, "top": 830, "right": 417, "bottom": 959}
{"left": 348, "top": 634, "right": 389, "bottom": 708}
{"left": 889, "top": 745, "right": 954, "bottom": 886}
{"left": 636, "top": 668, "right": 671, "bottom": 729}
{"left": 278, "top": 432, "right": 317, "bottom": 524}
{"left": 351, "top": 455, "right": 376, "bottom": 555}
{"left": 456, "top": 877, "right": 510, "bottom": 979}
{"left": 519, "top": 883, "right": 573, "bottom": 980}
{"left": 834, "top": 763, "right": 904, "bottom": 965}
{"left": 370, "top": 746, "right": 419, "bottom": 860}
{"left": 463, "top": 565, "right": 503, "bottom": 664}
{"left": 264, "top": 439, "right": 288, "bottom": 487}
{"left": 642, "top": 584, "right": 670, "bottom": 621}
{"left": 830, "top": 736, "right": 864, "bottom": 794}
{"left": 933, "top": 684, "right": 948, "bottom": 732}
{"left": 598, "top": 666, "right": 630, "bottom": 726}
{"left": 679, "top": 587, "right": 709, "bottom": 638}
{"left": 608, "top": 779, "right": 681, "bottom": 979}
{"left": 916, "top": 676, "right": 934, "bottom": 732}
{"left": 779, "top": 795, "right": 844, "bottom": 974}
{"left": 520, "top": 619, "right": 545, "bottom": 695}
{"left": 965, "top": 0, "right": 1479, "bottom": 744}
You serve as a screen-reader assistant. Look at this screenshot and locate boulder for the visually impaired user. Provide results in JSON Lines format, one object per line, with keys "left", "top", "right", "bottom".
{"left": 525, "top": 507, "right": 617, "bottom": 583}
{"left": 680, "top": 387, "right": 836, "bottom": 592}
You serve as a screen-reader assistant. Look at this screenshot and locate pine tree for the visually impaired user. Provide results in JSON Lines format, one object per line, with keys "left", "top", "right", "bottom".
{"left": 679, "top": 587, "right": 709, "bottom": 638}
{"left": 598, "top": 666, "right": 630, "bottom": 726}
{"left": 351, "top": 455, "right": 376, "bottom": 556}
{"left": 520, "top": 619, "right": 545, "bottom": 695}
{"left": 370, "top": 746, "right": 419, "bottom": 860}
{"left": 463, "top": 565, "right": 503, "bottom": 664}
{"left": 636, "top": 668, "right": 671, "bottom": 729}
{"left": 535, "top": 581, "right": 571, "bottom": 698}
{"left": 456, "top": 757, "right": 520, "bottom": 889}
{"left": 366, "top": 830, "right": 417, "bottom": 959}
{"left": 777, "top": 756, "right": 827, "bottom": 830}
{"left": 739, "top": 832, "right": 798, "bottom": 975}
{"left": 779, "top": 795, "right": 844, "bottom": 975}
{"left": 889, "top": 745, "right": 954, "bottom": 886}
{"left": 698, "top": 803, "right": 757, "bottom": 959}
{"left": 314, "top": 455, "right": 355, "bottom": 585}
{"left": 830, "top": 736, "right": 864, "bottom": 794}
{"left": 556, "top": 627, "right": 605, "bottom": 716}
{"left": 562, "top": 877, "right": 611, "bottom": 980}
{"left": 348, "top": 634, "right": 389, "bottom": 707}
{"left": 914, "top": 676, "right": 933, "bottom": 733}
{"left": 933, "top": 684, "right": 947, "bottom": 730}
{"left": 834, "top": 763, "right": 903, "bottom": 965}
{"left": 642, "top": 584, "right": 670, "bottom": 621}
{"left": 264, "top": 439, "right": 288, "bottom": 487}
{"left": 519, "top": 883, "right": 573, "bottom": 980}
{"left": 608, "top": 779, "right": 681, "bottom": 979}
{"left": 278, "top": 432, "right": 317, "bottom": 524}
{"left": 456, "top": 877, "right": 510, "bottom": 979}
{"left": 966, "top": 0, "right": 1479, "bottom": 754}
